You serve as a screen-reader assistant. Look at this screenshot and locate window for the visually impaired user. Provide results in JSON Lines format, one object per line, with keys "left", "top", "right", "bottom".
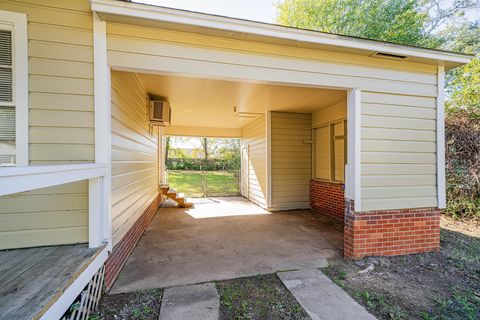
{"left": 0, "top": 10, "right": 28, "bottom": 166}
{"left": 314, "top": 120, "right": 347, "bottom": 182}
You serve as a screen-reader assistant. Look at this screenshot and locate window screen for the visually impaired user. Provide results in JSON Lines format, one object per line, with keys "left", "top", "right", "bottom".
{"left": 0, "top": 29, "right": 15, "bottom": 165}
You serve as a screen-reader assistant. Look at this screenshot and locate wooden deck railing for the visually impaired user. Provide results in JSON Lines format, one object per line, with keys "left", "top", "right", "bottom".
{"left": 0, "top": 163, "right": 108, "bottom": 248}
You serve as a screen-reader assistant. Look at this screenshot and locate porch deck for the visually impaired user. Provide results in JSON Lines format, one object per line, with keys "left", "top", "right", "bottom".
{"left": 0, "top": 244, "right": 104, "bottom": 320}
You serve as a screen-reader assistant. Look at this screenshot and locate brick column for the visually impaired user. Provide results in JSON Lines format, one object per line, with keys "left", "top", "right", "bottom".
{"left": 344, "top": 199, "right": 441, "bottom": 259}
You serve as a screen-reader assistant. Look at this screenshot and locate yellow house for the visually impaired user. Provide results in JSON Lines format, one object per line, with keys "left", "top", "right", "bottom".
{"left": 0, "top": 0, "right": 472, "bottom": 318}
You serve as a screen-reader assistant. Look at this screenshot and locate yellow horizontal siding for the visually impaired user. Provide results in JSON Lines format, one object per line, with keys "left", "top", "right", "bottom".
{"left": 312, "top": 101, "right": 346, "bottom": 128}
{"left": 107, "top": 23, "right": 438, "bottom": 97}
{"left": 107, "top": 22, "right": 437, "bottom": 74}
{"left": 0, "top": 0, "right": 93, "bottom": 249}
{"left": 270, "top": 112, "right": 311, "bottom": 210}
{"left": 111, "top": 71, "right": 159, "bottom": 246}
{"left": 241, "top": 115, "right": 267, "bottom": 208}
{"left": 105, "top": 21, "right": 441, "bottom": 213}
{"left": 361, "top": 93, "right": 438, "bottom": 211}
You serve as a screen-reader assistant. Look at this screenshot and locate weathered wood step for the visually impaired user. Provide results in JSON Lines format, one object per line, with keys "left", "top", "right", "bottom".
{"left": 166, "top": 189, "right": 177, "bottom": 200}
{"left": 159, "top": 184, "right": 170, "bottom": 195}
{"left": 175, "top": 193, "right": 185, "bottom": 205}
{"left": 180, "top": 202, "right": 193, "bottom": 208}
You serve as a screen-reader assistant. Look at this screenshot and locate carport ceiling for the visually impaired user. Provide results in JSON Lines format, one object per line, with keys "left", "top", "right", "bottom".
{"left": 138, "top": 73, "right": 346, "bottom": 128}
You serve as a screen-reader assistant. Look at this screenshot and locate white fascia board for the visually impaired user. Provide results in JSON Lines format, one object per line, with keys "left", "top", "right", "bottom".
{"left": 90, "top": 0, "right": 472, "bottom": 67}
{"left": 0, "top": 164, "right": 107, "bottom": 196}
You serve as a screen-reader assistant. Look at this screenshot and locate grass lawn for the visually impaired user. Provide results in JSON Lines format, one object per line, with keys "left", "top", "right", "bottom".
{"left": 90, "top": 289, "right": 162, "bottom": 320}
{"left": 216, "top": 274, "right": 310, "bottom": 320}
{"left": 322, "top": 216, "right": 480, "bottom": 320}
{"left": 91, "top": 275, "right": 310, "bottom": 320}
{"left": 167, "top": 170, "right": 240, "bottom": 197}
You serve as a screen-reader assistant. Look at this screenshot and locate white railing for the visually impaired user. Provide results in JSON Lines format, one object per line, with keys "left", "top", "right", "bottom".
{"left": 0, "top": 163, "right": 108, "bottom": 248}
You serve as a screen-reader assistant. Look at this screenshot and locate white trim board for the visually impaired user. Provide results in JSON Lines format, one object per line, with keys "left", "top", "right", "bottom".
{"left": 0, "top": 10, "right": 28, "bottom": 166}
{"left": 346, "top": 89, "right": 361, "bottom": 211}
{"left": 91, "top": 0, "right": 472, "bottom": 69}
{"left": 436, "top": 66, "right": 446, "bottom": 209}
{"left": 0, "top": 163, "right": 107, "bottom": 196}
{"left": 39, "top": 246, "right": 108, "bottom": 320}
{"left": 266, "top": 111, "right": 272, "bottom": 209}
{"left": 93, "top": 12, "right": 113, "bottom": 251}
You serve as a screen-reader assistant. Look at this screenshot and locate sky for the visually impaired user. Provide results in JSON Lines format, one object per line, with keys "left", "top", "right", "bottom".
{"left": 135, "top": 0, "right": 479, "bottom": 26}
{"left": 134, "top": 0, "right": 278, "bottom": 23}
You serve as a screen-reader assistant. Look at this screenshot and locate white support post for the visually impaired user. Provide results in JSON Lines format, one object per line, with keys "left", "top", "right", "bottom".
{"left": 436, "top": 66, "right": 446, "bottom": 209}
{"left": 93, "top": 13, "right": 112, "bottom": 250}
{"left": 88, "top": 177, "right": 103, "bottom": 248}
{"left": 346, "top": 88, "right": 362, "bottom": 212}
{"left": 266, "top": 111, "right": 272, "bottom": 209}
{"left": 158, "top": 127, "right": 165, "bottom": 185}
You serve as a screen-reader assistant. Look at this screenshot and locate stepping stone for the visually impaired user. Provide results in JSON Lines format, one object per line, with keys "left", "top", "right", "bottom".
{"left": 278, "top": 269, "right": 376, "bottom": 320}
{"left": 159, "top": 283, "right": 219, "bottom": 320}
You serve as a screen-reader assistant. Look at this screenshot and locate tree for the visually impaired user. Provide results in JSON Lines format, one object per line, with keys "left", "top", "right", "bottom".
{"left": 276, "top": 0, "right": 479, "bottom": 48}
{"left": 422, "top": 0, "right": 479, "bottom": 35}
{"left": 275, "top": 0, "right": 480, "bottom": 115}
{"left": 200, "top": 138, "right": 209, "bottom": 168}
{"left": 276, "top": 0, "right": 434, "bottom": 47}
{"left": 441, "top": 22, "right": 480, "bottom": 119}
{"left": 164, "top": 136, "right": 171, "bottom": 165}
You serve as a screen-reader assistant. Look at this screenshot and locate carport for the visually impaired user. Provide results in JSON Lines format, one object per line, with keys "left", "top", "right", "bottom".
{"left": 107, "top": 66, "right": 348, "bottom": 291}
{"left": 111, "top": 197, "right": 343, "bottom": 293}
{"left": 91, "top": 0, "right": 456, "bottom": 291}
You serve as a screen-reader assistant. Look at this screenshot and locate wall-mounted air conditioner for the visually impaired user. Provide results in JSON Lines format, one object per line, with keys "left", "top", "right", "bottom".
{"left": 149, "top": 100, "right": 171, "bottom": 127}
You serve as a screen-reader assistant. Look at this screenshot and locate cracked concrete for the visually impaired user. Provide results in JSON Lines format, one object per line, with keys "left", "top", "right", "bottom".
{"left": 111, "top": 197, "right": 343, "bottom": 293}
{"left": 159, "top": 283, "right": 219, "bottom": 320}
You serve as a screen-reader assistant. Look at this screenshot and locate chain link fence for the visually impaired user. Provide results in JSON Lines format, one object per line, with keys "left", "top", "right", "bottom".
{"left": 166, "top": 170, "right": 241, "bottom": 197}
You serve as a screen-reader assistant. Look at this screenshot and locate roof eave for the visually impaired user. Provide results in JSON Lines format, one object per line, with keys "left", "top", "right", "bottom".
{"left": 91, "top": 0, "right": 473, "bottom": 69}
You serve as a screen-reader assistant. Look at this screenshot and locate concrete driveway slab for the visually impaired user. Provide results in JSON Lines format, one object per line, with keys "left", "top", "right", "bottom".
{"left": 111, "top": 197, "right": 343, "bottom": 293}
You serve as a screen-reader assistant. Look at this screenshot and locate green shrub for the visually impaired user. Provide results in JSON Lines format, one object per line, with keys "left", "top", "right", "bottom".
{"left": 445, "top": 197, "right": 480, "bottom": 220}
{"left": 445, "top": 112, "right": 480, "bottom": 220}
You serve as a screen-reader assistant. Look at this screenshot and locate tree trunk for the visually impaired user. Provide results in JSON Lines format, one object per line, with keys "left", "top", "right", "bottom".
{"left": 165, "top": 136, "right": 171, "bottom": 165}
{"left": 202, "top": 138, "right": 208, "bottom": 169}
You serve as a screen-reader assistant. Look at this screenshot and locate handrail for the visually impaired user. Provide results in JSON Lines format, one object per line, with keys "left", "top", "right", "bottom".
{"left": 0, "top": 163, "right": 107, "bottom": 196}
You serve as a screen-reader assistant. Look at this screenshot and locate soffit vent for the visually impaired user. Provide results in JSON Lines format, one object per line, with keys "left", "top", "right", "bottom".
{"left": 370, "top": 51, "right": 408, "bottom": 61}
{"left": 237, "top": 112, "right": 262, "bottom": 119}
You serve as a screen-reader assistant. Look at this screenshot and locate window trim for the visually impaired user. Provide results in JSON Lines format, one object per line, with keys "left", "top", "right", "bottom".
{"left": 313, "top": 118, "right": 347, "bottom": 183}
{"left": 0, "top": 10, "right": 28, "bottom": 166}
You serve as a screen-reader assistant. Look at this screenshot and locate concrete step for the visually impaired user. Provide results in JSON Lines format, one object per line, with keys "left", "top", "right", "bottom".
{"left": 159, "top": 283, "right": 219, "bottom": 320}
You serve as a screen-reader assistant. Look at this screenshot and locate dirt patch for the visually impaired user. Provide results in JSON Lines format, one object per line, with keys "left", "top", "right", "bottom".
{"left": 90, "top": 289, "right": 162, "bottom": 320}
{"left": 216, "top": 273, "right": 311, "bottom": 320}
{"left": 322, "top": 216, "right": 480, "bottom": 320}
